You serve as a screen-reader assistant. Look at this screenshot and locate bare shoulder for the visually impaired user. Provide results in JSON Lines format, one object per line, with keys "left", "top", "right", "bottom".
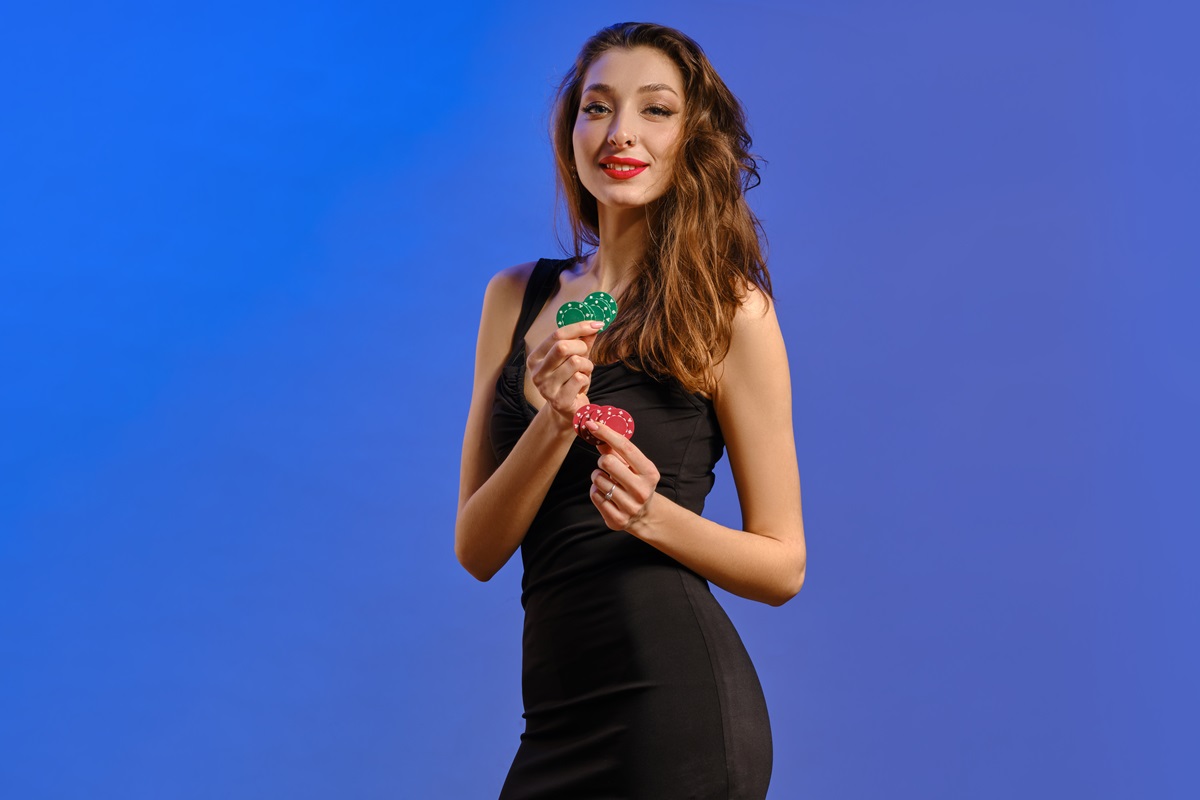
{"left": 490, "top": 260, "right": 537, "bottom": 293}
{"left": 484, "top": 260, "right": 537, "bottom": 311}
{"left": 732, "top": 281, "right": 775, "bottom": 328}
{"left": 713, "top": 283, "right": 782, "bottom": 393}
{"left": 477, "top": 260, "right": 537, "bottom": 340}
{"left": 723, "top": 281, "right": 777, "bottom": 359}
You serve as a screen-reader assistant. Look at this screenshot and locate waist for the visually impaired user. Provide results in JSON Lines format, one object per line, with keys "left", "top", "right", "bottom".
{"left": 518, "top": 557, "right": 718, "bottom": 708}
{"left": 518, "top": 528, "right": 693, "bottom": 606}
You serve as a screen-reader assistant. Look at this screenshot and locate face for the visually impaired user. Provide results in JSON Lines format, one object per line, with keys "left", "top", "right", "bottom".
{"left": 572, "top": 46, "right": 685, "bottom": 211}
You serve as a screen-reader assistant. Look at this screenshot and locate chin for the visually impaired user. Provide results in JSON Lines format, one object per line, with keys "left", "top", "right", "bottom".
{"left": 601, "top": 197, "right": 652, "bottom": 209}
{"left": 593, "top": 190, "right": 664, "bottom": 210}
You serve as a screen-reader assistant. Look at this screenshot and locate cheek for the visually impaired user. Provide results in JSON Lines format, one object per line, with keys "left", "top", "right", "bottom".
{"left": 572, "top": 121, "right": 591, "bottom": 153}
{"left": 665, "top": 131, "right": 683, "bottom": 160}
{"left": 654, "top": 142, "right": 680, "bottom": 180}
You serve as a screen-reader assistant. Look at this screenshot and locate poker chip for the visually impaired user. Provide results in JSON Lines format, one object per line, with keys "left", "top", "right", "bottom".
{"left": 583, "top": 291, "right": 618, "bottom": 329}
{"left": 573, "top": 403, "right": 634, "bottom": 446}
{"left": 596, "top": 405, "right": 635, "bottom": 440}
{"left": 556, "top": 301, "right": 594, "bottom": 328}
{"left": 572, "top": 403, "right": 604, "bottom": 444}
{"left": 556, "top": 291, "right": 619, "bottom": 331}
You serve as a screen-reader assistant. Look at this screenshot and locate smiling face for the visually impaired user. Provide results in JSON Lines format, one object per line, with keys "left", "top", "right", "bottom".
{"left": 571, "top": 46, "right": 686, "bottom": 212}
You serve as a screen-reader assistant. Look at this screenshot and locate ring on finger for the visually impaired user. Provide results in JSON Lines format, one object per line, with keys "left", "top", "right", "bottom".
{"left": 604, "top": 479, "right": 617, "bottom": 502}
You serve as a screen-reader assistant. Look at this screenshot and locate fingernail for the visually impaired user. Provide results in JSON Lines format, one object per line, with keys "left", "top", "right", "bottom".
{"left": 585, "top": 420, "right": 598, "bottom": 429}
{"left": 590, "top": 321, "right": 604, "bottom": 328}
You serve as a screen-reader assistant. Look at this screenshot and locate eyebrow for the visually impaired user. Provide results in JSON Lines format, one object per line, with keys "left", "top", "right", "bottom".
{"left": 583, "top": 82, "right": 680, "bottom": 98}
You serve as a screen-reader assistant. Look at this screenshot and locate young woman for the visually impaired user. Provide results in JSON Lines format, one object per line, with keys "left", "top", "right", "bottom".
{"left": 456, "top": 21, "right": 806, "bottom": 799}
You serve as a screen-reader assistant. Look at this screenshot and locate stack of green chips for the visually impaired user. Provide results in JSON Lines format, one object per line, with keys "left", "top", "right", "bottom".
{"left": 556, "top": 291, "right": 618, "bottom": 331}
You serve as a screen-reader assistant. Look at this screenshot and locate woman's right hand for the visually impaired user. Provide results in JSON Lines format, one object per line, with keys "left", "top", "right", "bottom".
{"left": 527, "top": 319, "right": 605, "bottom": 427}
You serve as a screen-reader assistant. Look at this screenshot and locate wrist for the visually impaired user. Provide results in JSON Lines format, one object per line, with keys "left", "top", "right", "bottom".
{"left": 533, "top": 401, "right": 579, "bottom": 440}
{"left": 627, "top": 491, "right": 669, "bottom": 542}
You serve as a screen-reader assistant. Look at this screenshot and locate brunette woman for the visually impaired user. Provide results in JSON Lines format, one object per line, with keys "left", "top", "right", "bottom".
{"left": 456, "top": 21, "right": 806, "bottom": 799}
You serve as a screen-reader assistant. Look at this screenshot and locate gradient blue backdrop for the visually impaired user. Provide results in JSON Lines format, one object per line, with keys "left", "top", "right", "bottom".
{"left": 2, "top": 1, "right": 1196, "bottom": 797}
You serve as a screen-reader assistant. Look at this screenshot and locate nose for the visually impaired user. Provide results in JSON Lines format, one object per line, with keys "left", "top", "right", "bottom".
{"left": 607, "top": 111, "right": 637, "bottom": 148}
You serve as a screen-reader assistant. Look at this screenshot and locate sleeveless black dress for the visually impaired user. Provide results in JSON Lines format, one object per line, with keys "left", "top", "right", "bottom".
{"left": 491, "top": 258, "right": 773, "bottom": 799}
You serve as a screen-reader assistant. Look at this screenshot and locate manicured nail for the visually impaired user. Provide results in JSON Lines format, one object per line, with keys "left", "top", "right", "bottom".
{"left": 590, "top": 321, "right": 604, "bottom": 328}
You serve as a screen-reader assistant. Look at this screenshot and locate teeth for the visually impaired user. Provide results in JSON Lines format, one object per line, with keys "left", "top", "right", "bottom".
{"left": 603, "top": 163, "right": 642, "bottom": 171}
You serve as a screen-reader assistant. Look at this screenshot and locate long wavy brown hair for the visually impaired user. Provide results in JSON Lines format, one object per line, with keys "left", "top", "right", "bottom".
{"left": 550, "top": 21, "right": 772, "bottom": 397}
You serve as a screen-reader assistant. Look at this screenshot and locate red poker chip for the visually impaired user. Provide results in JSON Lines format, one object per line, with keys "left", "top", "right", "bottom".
{"left": 573, "top": 403, "right": 602, "bottom": 430}
{"left": 574, "top": 403, "right": 636, "bottom": 445}
{"left": 578, "top": 423, "right": 602, "bottom": 446}
{"left": 596, "top": 406, "right": 635, "bottom": 440}
{"left": 572, "top": 404, "right": 604, "bottom": 444}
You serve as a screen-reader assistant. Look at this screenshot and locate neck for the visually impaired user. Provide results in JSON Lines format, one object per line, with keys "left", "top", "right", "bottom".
{"left": 587, "top": 204, "right": 651, "bottom": 292}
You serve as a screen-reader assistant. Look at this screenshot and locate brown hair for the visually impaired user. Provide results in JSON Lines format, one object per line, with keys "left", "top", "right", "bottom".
{"left": 550, "top": 21, "right": 773, "bottom": 397}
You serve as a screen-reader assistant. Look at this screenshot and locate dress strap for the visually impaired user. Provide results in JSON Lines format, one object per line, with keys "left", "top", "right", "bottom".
{"left": 511, "top": 257, "right": 573, "bottom": 352}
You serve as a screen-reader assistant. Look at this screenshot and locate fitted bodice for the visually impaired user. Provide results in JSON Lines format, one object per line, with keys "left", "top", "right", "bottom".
{"left": 489, "top": 257, "right": 726, "bottom": 607}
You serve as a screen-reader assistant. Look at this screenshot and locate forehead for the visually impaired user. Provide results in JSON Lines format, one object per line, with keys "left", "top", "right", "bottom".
{"left": 581, "top": 46, "right": 684, "bottom": 94}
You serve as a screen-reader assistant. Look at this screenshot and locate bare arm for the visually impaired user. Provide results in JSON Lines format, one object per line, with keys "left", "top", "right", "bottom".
{"left": 584, "top": 286, "right": 806, "bottom": 605}
{"left": 455, "top": 265, "right": 604, "bottom": 581}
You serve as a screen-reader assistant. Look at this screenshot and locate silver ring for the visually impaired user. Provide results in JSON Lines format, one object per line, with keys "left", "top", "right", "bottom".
{"left": 604, "top": 481, "right": 616, "bottom": 502}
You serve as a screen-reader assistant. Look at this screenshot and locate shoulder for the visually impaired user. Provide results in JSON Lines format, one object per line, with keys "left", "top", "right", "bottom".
{"left": 732, "top": 281, "right": 774, "bottom": 328}
{"left": 466, "top": 261, "right": 538, "bottom": 376}
{"left": 485, "top": 260, "right": 537, "bottom": 303}
{"left": 713, "top": 282, "right": 785, "bottom": 402}
{"left": 478, "top": 260, "right": 537, "bottom": 325}
{"left": 726, "top": 282, "right": 780, "bottom": 357}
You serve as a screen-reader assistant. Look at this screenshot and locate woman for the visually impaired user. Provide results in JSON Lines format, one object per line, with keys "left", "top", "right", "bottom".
{"left": 456, "top": 21, "right": 806, "bottom": 799}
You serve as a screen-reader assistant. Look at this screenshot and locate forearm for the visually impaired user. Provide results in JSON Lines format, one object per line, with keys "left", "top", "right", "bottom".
{"left": 455, "top": 406, "right": 576, "bottom": 581}
{"left": 628, "top": 494, "right": 806, "bottom": 606}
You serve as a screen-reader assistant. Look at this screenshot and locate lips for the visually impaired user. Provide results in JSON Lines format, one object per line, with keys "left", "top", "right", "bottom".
{"left": 599, "top": 157, "right": 648, "bottom": 180}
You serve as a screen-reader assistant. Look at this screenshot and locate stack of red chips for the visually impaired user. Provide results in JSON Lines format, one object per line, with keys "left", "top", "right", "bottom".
{"left": 572, "top": 403, "right": 635, "bottom": 446}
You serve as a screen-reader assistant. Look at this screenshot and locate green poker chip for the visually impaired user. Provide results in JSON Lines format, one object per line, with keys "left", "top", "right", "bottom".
{"left": 556, "top": 301, "right": 594, "bottom": 327}
{"left": 556, "top": 292, "right": 619, "bottom": 331}
{"left": 583, "top": 291, "right": 618, "bottom": 328}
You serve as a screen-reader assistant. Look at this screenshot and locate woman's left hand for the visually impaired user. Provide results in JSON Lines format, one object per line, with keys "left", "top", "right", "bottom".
{"left": 586, "top": 419, "right": 661, "bottom": 532}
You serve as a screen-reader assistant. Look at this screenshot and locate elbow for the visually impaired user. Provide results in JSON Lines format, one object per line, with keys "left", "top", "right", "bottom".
{"left": 456, "top": 549, "right": 495, "bottom": 582}
{"left": 455, "top": 539, "right": 497, "bottom": 583}
{"left": 769, "top": 553, "right": 806, "bottom": 607}
{"left": 454, "top": 520, "right": 497, "bottom": 583}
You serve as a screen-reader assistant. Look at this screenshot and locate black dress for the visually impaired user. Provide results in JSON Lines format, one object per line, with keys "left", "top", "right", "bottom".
{"left": 490, "top": 257, "right": 772, "bottom": 799}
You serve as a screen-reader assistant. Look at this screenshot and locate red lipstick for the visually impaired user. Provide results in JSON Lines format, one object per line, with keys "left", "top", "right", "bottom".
{"left": 599, "top": 156, "right": 648, "bottom": 180}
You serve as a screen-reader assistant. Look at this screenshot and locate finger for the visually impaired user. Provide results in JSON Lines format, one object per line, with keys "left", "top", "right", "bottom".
{"left": 589, "top": 482, "right": 610, "bottom": 510}
{"left": 529, "top": 328, "right": 590, "bottom": 364}
{"left": 542, "top": 338, "right": 591, "bottom": 372}
{"left": 596, "top": 453, "right": 637, "bottom": 491}
{"left": 534, "top": 322, "right": 602, "bottom": 362}
{"left": 591, "top": 468, "right": 617, "bottom": 495}
{"left": 585, "top": 419, "right": 646, "bottom": 472}
{"left": 567, "top": 351, "right": 596, "bottom": 376}
{"left": 533, "top": 352, "right": 593, "bottom": 406}
{"left": 589, "top": 484, "right": 607, "bottom": 514}
{"left": 546, "top": 356, "right": 593, "bottom": 402}
{"left": 589, "top": 483, "right": 623, "bottom": 529}
{"left": 544, "top": 353, "right": 593, "bottom": 388}
{"left": 558, "top": 320, "right": 606, "bottom": 340}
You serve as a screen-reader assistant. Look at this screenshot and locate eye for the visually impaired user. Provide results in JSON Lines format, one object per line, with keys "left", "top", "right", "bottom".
{"left": 581, "top": 102, "right": 609, "bottom": 114}
{"left": 645, "top": 105, "right": 674, "bottom": 117}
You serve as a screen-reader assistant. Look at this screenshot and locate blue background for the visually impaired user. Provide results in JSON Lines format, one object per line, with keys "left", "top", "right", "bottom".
{"left": 2, "top": 1, "right": 1196, "bottom": 797}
